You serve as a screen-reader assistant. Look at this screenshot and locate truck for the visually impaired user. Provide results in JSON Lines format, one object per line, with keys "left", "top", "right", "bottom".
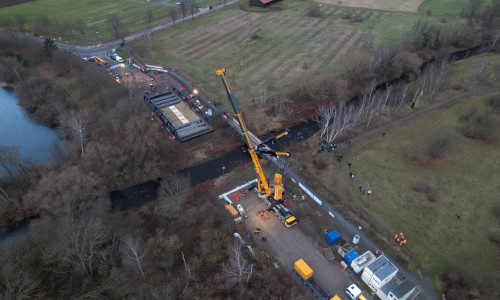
{"left": 345, "top": 284, "right": 362, "bottom": 300}
{"left": 93, "top": 56, "right": 107, "bottom": 66}
{"left": 293, "top": 259, "right": 333, "bottom": 300}
{"left": 225, "top": 203, "right": 239, "bottom": 218}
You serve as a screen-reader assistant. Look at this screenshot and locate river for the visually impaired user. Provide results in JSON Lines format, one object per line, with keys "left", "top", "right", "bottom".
{"left": 0, "top": 87, "right": 66, "bottom": 166}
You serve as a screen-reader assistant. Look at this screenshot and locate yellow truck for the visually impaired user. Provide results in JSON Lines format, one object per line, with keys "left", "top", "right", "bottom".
{"left": 293, "top": 259, "right": 334, "bottom": 299}
{"left": 93, "top": 56, "right": 107, "bottom": 66}
{"left": 224, "top": 203, "right": 239, "bottom": 218}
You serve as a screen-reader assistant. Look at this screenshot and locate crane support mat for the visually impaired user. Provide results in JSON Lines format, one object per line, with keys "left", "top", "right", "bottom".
{"left": 143, "top": 87, "right": 213, "bottom": 142}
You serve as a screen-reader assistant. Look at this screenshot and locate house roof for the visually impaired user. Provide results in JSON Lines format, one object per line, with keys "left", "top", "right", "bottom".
{"left": 391, "top": 279, "right": 415, "bottom": 298}
{"left": 366, "top": 256, "right": 398, "bottom": 280}
{"left": 380, "top": 280, "right": 398, "bottom": 295}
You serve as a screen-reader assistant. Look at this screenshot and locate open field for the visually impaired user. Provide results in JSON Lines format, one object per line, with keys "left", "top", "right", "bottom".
{"left": 317, "top": 0, "right": 425, "bottom": 13}
{"left": 288, "top": 53, "right": 500, "bottom": 296}
{"left": 0, "top": 0, "right": 220, "bottom": 42}
{"left": 133, "top": 1, "right": 410, "bottom": 107}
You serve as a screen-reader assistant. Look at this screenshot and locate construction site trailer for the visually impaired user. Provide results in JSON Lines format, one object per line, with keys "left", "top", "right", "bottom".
{"left": 325, "top": 230, "right": 341, "bottom": 245}
{"left": 351, "top": 251, "right": 376, "bottom": 274}
{"left": 344, "top": 250, "right": 360, "bottom": 266}
{"left": 294, "top": 259, "right": 313, "bottom": 280}
{"left": 361, "top": 255, "right": 398, "bottom": 292}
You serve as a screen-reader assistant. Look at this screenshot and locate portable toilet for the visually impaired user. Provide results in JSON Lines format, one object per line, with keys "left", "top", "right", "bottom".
{"left": 344, "top": 250, "right": 360, "bottom": 266}
{"left": 325, "top": 230, "right": 341, "bottom": 245}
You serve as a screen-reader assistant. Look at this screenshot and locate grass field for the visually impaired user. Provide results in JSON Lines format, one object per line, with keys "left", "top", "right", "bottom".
{"left": 133, "top": 1, "right": 415, "bottom": 106}
{"left": 317, "top": 0, "right": 425, "bottom": 13}
{"left": 289, "top": 53, "right": 500, "bottom": 296}
{"left": 0, "top": 0, "right": 219, "bottom": 42}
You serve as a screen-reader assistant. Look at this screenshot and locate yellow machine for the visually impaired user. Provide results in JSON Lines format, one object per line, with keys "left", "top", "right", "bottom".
{"left": 94, "top": 56, "right": 107, "bottom": 66}
{"left": 216, "top": 69, "right": 297, "bottom": 227}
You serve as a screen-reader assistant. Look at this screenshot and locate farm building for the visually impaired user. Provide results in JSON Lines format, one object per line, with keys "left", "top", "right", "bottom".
{"left": 351, "top": 250, "right": 377, "bottom": 274}
{"left": 249, "top": 0, "right": 280, "bottom": 8}
{"left": 361, "top": 255, "right": 398, "bottom": 291}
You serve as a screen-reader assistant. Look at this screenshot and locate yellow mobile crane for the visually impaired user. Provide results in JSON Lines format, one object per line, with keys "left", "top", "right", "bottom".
{"left": 216, "top": 69, "right": 297, "bottom": 227}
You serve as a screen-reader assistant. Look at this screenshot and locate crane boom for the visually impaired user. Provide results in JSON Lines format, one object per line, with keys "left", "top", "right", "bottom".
{"left": 216, "top": 69, "right": 297, "bottom": 227}
{"left": 216, "top": 69, "right": 271, "bottom": 198}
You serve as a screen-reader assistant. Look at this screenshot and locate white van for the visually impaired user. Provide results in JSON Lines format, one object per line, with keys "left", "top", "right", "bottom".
{"left": 346, "top": 284, "right": 362, "bottom": 300}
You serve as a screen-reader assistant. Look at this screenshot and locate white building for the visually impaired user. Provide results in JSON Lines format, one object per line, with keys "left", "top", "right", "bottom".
{"left": 361, "top": 255, "right": 398, "bottom": 291}
{"left": 386, "top": 279, "right": 416, "bottom": 300}
{"left": 351, "top": 250, "right": 377, "bottom": 274}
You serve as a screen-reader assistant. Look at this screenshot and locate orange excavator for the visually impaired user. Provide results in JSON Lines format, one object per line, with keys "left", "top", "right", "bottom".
{"left": 216, "top": 69, "right": 297, "bottom": 227}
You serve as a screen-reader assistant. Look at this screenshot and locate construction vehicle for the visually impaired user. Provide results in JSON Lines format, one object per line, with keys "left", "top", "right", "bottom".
{"left": 225, "top": 203, "right": 239, "bottom": 218}
{"left": 93, "top": 56, "right": 107, "bottom": 66}
{"left": 216, "top": 68, "right": 297, "bottom": 227}
{"left": 293, "top": 259, "right": 334, "bottom": 300}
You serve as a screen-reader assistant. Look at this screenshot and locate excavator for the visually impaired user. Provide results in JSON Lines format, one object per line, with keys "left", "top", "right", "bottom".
{"left": 216, "top": 69, "right": 297, "bottom": 227}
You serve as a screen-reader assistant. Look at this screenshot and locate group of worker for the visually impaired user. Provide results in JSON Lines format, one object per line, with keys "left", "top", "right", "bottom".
{"left": 394, "top": 232, "right": 407, "bottom": 246}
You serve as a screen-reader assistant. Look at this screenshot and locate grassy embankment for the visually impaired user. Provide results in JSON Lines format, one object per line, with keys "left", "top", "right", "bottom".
{"left": 289, "top": 52, "right": 500, "bottom": 296}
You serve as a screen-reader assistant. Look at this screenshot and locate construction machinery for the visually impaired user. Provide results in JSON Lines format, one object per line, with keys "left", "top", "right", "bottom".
{"left": 216, "top": 68, "right": 297, "bottom": 227}
{"left": 293, "top": 259, "right": 335, "bottom": 300}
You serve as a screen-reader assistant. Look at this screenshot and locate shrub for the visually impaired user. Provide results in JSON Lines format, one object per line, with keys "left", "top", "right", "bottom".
{"left": 488, "top": 226, "right": 500, "bottom": 245}
{"left": 460, "top": 109, "right": 495, "bottom": 140}
{"left": 311, "top": 159, "right": 328, "bottom": 172}
{"left": 307, "top": 4, "right": 321, "bottom": 18}
{"left": 488, "top": 95, "right": 500, "bottom": 113}
{"left": 428, "top": 128, "right": 456, "bottom": 159}
{"left": 412, "top": 180, "right": 438, "bottom": 202}
{"left": 342, "top": 9, "right": 363, "bottom": 23}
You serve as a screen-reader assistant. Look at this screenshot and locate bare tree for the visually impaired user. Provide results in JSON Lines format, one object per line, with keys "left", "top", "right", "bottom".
{"left": 0, "top": 145, "right": 31, "bottom": 179}
{"left": 15, "top": 15, "right": 26, "bottom": 32}
{"left": 74, "top": 19, "right": 87, "bottom": 41}
{"left": 43, "top": 217, "right": 109, "bottom": 276}
{"left": 34, "top": 15, "right": 51, "bottom": 35}
{"left": 259, "top": 76, "right": 274, "bottom": 106}
{"left": 221, "top": 241, "right": 254, "bottom": 291}
{"left": 168, "top": 9, "right": 179, "bottom": 25}
{"left": 61, "top": 20, "right": 74, "bottom": 37}
{"left": 189, "top": 1, "right": 198, "bottom": 18}
{"left": 107, "top": 14, "right": 126, "bottom": 43}
{"left": 0, "top": 18, "right": 15, "bottom": 33}
{"left": 145, "top": 9, "right": 154, "bottom": 29}
{"left": 180, "top": 251, "right": 196, "bottom": 295}
{"left": 158, "top": 173, "right": 191, "bottom": 206}
{"left": 143, "top": 28, "right": 153, "bottom": 47}
{"left": 63, "top": 111, "right": 87, "bottom": 156}
{"left": 179, "top": 0, "right": 190, "bottom": 20}
{"left": 122, "top": 236, "right": 147, "bottom": 279}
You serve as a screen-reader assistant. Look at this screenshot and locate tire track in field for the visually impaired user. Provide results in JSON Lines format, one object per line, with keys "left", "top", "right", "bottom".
{"left": 246, "top": 14, "right": 332, "bottom": 79}
{"left": 317, "top": 29, "right": 357, "bottom": 68}
{"left": 175, "top": 13, "right": 247, "bottom": 53}
{"left": 239, "top": 15, "right": 319, "bottom": 79}
{"left": 193, "top": 23, "right": 257, "bottom": 59}
{"left": 329, "top": 29, "right": 363, "bottom": 64}
{"left": 182, "top": 21, "right": 250, "bottom": 58}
